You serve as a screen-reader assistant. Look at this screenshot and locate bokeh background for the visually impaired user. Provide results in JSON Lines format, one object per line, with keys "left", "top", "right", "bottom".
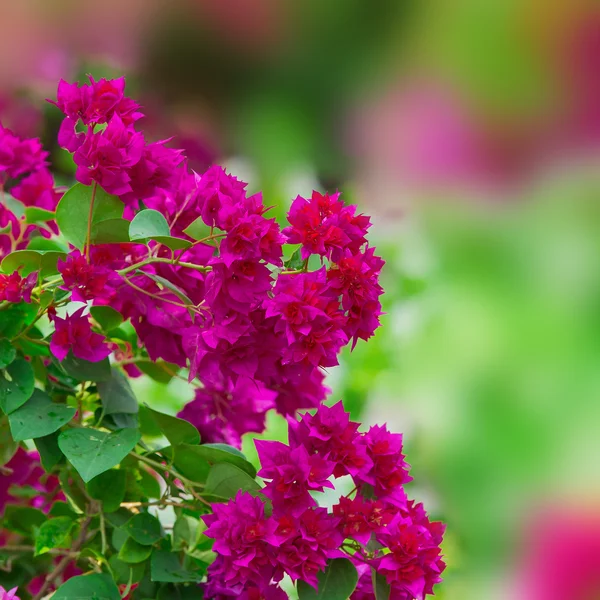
{"left": 2, "top": 1, "right": 600, "bottom": 598}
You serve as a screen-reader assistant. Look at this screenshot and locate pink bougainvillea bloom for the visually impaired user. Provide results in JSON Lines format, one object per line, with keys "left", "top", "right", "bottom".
{"left": 121, "top": 140, "right": 184, "bottom": 206}
{"left": 0, "top": 586, "right": 19, "bottom": 600}
{"left": 203, "top": 491, "right": 281, "bottom": 593}
{"left": 0, "top": 123, "right": 48, "bottom": 179}
{"left": 50, "top": 306, "right": 111, "bottom": 362}
{"left": 0, "top": 271, "right": 37, "bottom": 303}
{"left": 10, "top": 168, "right": 62, "bottom": 211}
{"left": 196, "top": 165, "right": 248, "bottom": 229}
{"left": 73, "top": 114, "right": 145, "bottom": 196}
{"left": 57, "top": 249, "right": 118, "bottom": 303}
{"left": 0, "top": 448, "right": 62, "bottom": 515}
{"left": 283, "top": 191, "right": 370, "bottom": 262}
{"left": 177, "top": 378, "right": 277, "bottom": 447}
{"left": 375, "top": 501, "right": 446, "bottom": 599}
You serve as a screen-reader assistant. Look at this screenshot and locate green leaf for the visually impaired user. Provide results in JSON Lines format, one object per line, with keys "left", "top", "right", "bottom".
{"left": 137, "top": 467, "right": 161, "bottom": 499}
{"left": 40, "top": 251, "right": 66, "bottom": 277}
{"left": 87, "top": 469, "right": 127, "bottom": 512}
{"left": 124, "top": 512, "right": 163, "bottom": 545}
{"left": 297, "top": 558, "right": 359, "bottom": 600}
{"left": 150, "top": 550, "right": 203, "bottom": 583}
{"left": 27, "top": 236, "right": 68, "bottom": 252}
{"left": 60, "top": 351, "right": 111, "bottom": 382}
{"left": 0, "top": 357, "right": 34, "bottom": 414}
{"left": 91, "top": 218, "right": 131, "bottom": 244}
{"left": 90, "top": 305, "right": 123, "bottom": 331}
{"left": 9, "top": 389, "right": 75, "bottom": 441}
{"left": 8, "top": 484, "right": 40, "bottom": 498}
{"left": 0, "top": 303, "right": 35, "bottom": 337}
{"left": 204, "top": 462, "right": 260, "bottom": 501}
{"left": 2, "top": 194, "right": 25, "bottom": 218}
{"left": 53, "top": 573, "right": 121, "bottom": 600}
{"left": 3, "top": 505, "right": 46, "bottom": 535}
{"left": 97, "top": 368, "right": 138, "bottom": 416}
{"left": 1, "top": 250, "right": 42, "bottom": 275}
{"left": 129, "top": 209, "right": 170, "bottom": 241}
{"left": 24, "top": 207, "right": 56, "bottom": 224}
{"left": 172, "top": 515, "right": 199, "bottom": 551}
{"left": 1, "top": 249, "right": 64, "bottom": 277}
{"left": 182, "top": 217, "right": 213, "bottom": 241}
{"left": 372, "top": 568, "right": 391, "bottom": 600}
{"left": 34, "top": 431, "right": 64, "bottom": 471}
{"left": 58, "top": 427, "right": 141, "bottom": 482}
{"left": 56, "top": 183, "right": 124, "bottom": 249}
{"left": 111, "top": 527, "right": 129, "bottom": 552}
{"left": 141, "top": 272, "right": 195, "bottom": 308}
{"left": 118, "top": 537, "right": 153, "bottom": 564}
{"left": 49, "top": 502, "right": 78, "bottom": 519}
{"left": 0, "top": 415, "right": 18, "bottom": 465}
{"left": 136, "top": 360, "right": 179, "bottom": 384}
{"left": 284, "top": 247, "right": 304, "bottom": 270}
{"left": 34, "top": 516, "right": 75, "bottom": 555}
{"left": 140, "top": 405, "right": 200, "bottom": 446}
{"left": 0, "top": 339, "right": 16, "bottom": 369}
{"left": 150, "top": 236, "right": 193, "bottom": 250}
{"left": 108, "top": 556, "right": 146, "bottom": 585}
{"left": 168, "top": 443, "right": 256, "bottom": 484}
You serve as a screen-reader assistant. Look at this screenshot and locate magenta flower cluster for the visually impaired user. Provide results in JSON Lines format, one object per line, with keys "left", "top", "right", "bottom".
{"left": 0, "top": 121, "right": 62, "bottom": 261}
{"left": 202, "top": 402, "right": 445, "bottom": 599}
{"left": 37, "top": 76, "right": 385, "bottom": 447}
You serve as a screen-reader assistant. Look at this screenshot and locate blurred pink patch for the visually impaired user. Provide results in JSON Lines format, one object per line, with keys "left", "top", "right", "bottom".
{"left": 351, "top": 82, "right": 491, "bottom": 189}
{"left": 516, "top": 506, "right": 600, "bottom": 600}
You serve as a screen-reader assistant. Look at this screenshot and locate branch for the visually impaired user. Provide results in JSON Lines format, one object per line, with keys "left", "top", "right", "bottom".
{"left": 117, "top": 257, "right": 211, "bottom": 276}
{"left": 32, "top": 516, "right": 92, "bottom": 600}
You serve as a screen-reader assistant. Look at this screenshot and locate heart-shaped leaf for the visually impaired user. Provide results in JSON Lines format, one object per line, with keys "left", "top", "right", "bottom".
{"left": 204, "top": 462, "right": 260, "bottom": 501}
{"left": 98, "top": 369, "right": 138, "bottom": 416}
{"left": 372, "top": 568, "right": 391, "bottom": 599}
{"left": 35, "top": 516, "right": 75, "bottom": 555}
{"left": 34, "top": 431, "right": 64, "bottom": 471}
{"left": 91, "top": 218, "right": 131, "bottom": 244}
{"left": 9, "top": 389, "right": 75, "bottom": 441}
{"left": 24, "top": 207, "right": 56, "bottom": 224}
{"left": 118, "top": 537, "right": 153, "bottom": 564}
{"left": 0, "top": 339, "right": 16, "bottom": 369}
{"left": 60, "top": 351, "right": 111, "bottom": 382}
{"left": 168, "top": 443, "right": 256, "bottom": 483}
{"left": 297, "top": 558, "right": 359, "bottom": 600}
{"left": 0, "top": 358, "right": 34, "bottom": 414}
{"left": 87, "top": 469, "right": 127, "bottom": 512}
{"left": 58, "top": 427, "right": 141, "bottom": 482}
{"left": 124, "top": 512, "right": 163, "bottom": 545}
{"left": 90, "top": 306, "right": 123, "bottom": 331}
{"left": 53, "top": 574, "right": 121, "bottom": 600}
{"left": 150, "top": 550, "right": 203, "bottom": 583}
{"left": 1, "top": 250, "right": 42, "bottom": 275}
{"left": 139, "top": 405, "right": 199, "bottom": 445}
{"left": 129, "top": 209, "right": 170, "bottom": 241}
{"left": 56, "top": 183, "right": 123, "bottom": 249}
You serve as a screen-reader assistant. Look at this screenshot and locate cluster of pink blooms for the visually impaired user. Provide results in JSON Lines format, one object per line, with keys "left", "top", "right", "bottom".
{"left": 0, "top": 120, "right": 62, "bottom": 265}
{"left": 202, "top": 402, "right": 445, "bottom": 599}
{"left": 3, "top": 76, "right": 384, "bottom": 447}
{"left": 0, "top": 449, "right": 80, "bottom": 597}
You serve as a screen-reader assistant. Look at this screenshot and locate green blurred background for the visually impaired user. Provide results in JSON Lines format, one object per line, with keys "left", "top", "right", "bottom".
{"left": 1, "top": 0, "right": 600, "bottom": 597}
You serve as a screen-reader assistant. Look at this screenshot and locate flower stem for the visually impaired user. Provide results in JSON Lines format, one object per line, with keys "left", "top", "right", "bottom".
{"left": 85, "top": 182, "right": 98, "bottom": 262}
{"left": 117, "top": 257, "right": 211, "bottom": 276}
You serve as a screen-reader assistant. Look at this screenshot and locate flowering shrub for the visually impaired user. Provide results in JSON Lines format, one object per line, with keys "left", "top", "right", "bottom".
{"left": 0, "top": 76, "right": 444, "bottom": 599}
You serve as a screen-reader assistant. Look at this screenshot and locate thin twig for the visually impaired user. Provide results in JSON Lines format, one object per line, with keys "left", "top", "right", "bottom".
{"left": 32, "top": 516, "right": 92, "bottom": 600}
